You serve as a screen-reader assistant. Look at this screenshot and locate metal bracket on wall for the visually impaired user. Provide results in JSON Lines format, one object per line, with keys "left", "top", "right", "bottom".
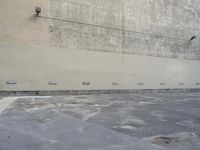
{"left": 6, "top": 80, "right": 17, "bottom": 85}
{"left": 48, "top": 81, "right": 58, "bottom": 85}
{"left": 160, "top": 83, "right": 166, "bottom": 86}
{"left": 112, "top": 82, "right": 119, "bottom": 86}
{"left": 179, "top": 82, "right": 184, "bottom": 86}
{"left": 82, "top": 82, "right": 90, "bottom": 86}
{"left": 137, "top": 82, "right": 144, "bottom": 86}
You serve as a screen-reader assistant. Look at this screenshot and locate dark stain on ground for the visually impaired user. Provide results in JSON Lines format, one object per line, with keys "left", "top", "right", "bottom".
{"left": 152, "top": 136, "right": 179, "bottom": 145}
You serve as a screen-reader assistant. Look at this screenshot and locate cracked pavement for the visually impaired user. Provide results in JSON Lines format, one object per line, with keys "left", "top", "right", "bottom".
{"left": 0, "top": 92, "right": 200, "bottom": 150}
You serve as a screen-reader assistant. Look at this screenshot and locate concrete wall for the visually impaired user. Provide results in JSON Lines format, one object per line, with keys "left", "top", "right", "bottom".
{"left": 1, "top": 0, "right": 200, "bottom": 91}
{"left": 1, "top": 43, "right": 200, "bottom": 91}
{"left": 1, "top": 0, "right": 200, "bottom": 59}
{"left": 48, "top": 0, "right": 200, "bottom": 59}
{"left": 0, "top": 0, "right": 49, "bottom": 46}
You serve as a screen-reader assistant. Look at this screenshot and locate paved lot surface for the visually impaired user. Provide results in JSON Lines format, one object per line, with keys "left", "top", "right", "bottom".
{"left": 0, "top": 92, "right": 200, "bottom": 150}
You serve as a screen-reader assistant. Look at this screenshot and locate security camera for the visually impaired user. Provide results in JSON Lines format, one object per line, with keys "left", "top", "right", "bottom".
{"left": 35, "top": 7, "right": 41, "bottom": 16}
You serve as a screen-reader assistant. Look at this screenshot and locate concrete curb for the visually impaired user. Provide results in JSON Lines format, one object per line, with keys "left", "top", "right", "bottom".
{"left": 1, "top": 88, "right": 200, "bottom": 96}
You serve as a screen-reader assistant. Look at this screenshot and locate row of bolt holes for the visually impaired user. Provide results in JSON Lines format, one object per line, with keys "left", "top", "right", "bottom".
{"left": 5, "top": 80, "right": 200, "bottom": 86}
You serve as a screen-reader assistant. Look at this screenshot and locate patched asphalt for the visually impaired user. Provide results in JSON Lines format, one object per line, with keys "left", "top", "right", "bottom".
{"left": 0, "top": 92, "right": 200, "bottom": 150}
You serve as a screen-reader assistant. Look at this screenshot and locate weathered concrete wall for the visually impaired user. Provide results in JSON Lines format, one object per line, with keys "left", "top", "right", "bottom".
{"left": 1, "top": 0, "right": 200, "bottom": 91}
{"left": 0, "top": 0, "right": 49, "bottom": 46}
{"left": 1, "top": 0, "right": 200, "bottom": 59}
{"left": 48, "top": 0, "right": 200, "bottom": 59}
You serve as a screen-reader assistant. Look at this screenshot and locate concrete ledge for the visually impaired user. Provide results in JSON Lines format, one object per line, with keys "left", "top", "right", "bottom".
{"left": 1, "top": 88, "right": 200, "bottom": 96}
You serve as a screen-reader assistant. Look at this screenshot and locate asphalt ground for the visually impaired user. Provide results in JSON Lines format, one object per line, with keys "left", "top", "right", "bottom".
{"left": 0, "top": 92, "right": 200, "bottom": 150}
